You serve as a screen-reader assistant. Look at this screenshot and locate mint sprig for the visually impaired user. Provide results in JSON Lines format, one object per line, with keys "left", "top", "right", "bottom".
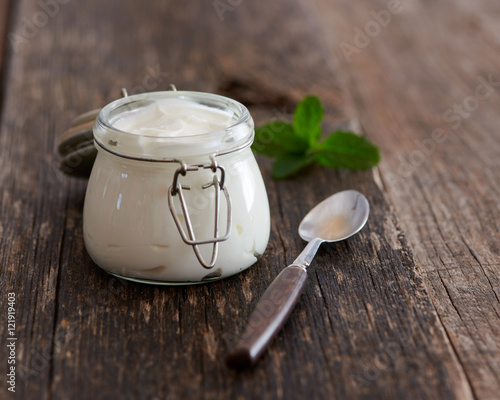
{"left": 252, "top": 95, "right": 381, "bottom": 179}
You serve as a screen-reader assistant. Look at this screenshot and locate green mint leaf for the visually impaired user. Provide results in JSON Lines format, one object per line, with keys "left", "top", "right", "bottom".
{"left": 314, "top": 131, "right": 380, "bottom": 170}
{"left": 253, "top": 121, "right": 309, "bottom": 157}
{"left": 293, "top": 95, "right": 323, "bottom": 147}
{"left": 253, "top": 95, "right": 381, "bottom": 179}
{"left": 271, "top": 153, "right": 315, "bottom": 180}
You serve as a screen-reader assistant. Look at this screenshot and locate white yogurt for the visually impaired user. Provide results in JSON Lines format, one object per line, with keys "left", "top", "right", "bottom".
{"left": 113, "top": 98, "right": 234, "bottom": 137}
{"left": 83, "top": 92, "right": 270, "bottom": 284}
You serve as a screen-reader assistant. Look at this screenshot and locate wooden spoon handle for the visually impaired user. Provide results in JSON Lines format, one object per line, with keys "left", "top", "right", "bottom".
{"left": 225, "top": 265, "right": 308, "bottom": 369}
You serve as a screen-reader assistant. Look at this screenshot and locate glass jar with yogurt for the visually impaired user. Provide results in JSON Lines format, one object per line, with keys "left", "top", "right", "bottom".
{"left": 83, "top": 91, "right": 270, "bottom": 284}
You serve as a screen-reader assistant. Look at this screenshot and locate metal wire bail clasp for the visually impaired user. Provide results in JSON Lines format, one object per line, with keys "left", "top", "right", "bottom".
{"left": 168, "top": 156, "right": 232, "bottom": 269}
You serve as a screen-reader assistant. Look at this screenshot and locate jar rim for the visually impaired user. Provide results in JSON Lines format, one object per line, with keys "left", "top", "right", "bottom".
{"left": 94, "top": 91, "right": 254, "bottom": 161}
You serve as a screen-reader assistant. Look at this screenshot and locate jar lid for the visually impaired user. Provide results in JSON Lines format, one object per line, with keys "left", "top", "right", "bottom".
{"left": 57, "top": 109, "right": 100, "bottom": 177}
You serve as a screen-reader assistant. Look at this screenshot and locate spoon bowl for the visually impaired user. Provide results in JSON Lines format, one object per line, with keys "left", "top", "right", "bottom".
{"left": 299, "top": 190, "right": 369, "bottom": 242}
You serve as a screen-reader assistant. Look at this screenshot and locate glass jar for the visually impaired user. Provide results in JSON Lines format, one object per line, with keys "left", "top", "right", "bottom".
{"left": 83, "top": 91, "right": 270, "bottom": 284}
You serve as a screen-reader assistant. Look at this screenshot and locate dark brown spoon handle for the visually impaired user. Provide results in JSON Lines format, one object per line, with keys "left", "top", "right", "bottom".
{"left": 225, "top": 265, "right": 308, "bottom": 369}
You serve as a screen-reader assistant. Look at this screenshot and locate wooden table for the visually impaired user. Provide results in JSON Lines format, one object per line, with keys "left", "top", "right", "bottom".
{"left": 1, "top": 0, "right": 499, "bottom": 399}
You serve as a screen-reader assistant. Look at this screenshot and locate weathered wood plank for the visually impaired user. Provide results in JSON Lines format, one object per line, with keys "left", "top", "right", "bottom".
{"left": 1, "top": 0, "right": 495, "bottom": 399}
{"left": 0, "top": 0, "right": 13, "bottom": 107}
{"left": 306, "top": 0, "right": 500, "bottom": 398}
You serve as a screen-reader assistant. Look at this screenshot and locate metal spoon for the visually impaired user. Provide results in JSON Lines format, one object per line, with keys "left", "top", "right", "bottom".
{"left": 226, "top": 190, "right": 370, "bottom": 369}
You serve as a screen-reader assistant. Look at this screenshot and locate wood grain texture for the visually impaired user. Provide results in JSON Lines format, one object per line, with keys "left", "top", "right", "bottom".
{"left": 0, "top": 0, "right": 498, "bottom": 399}
{"left": 0, "top": 0, "right": 13, "bottom": 107}
{"left": 306, "top": 0, "right": 500, "bottom": 397}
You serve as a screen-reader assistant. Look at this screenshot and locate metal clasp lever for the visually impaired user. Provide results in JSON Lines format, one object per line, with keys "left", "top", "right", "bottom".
{"left": 168, "top": 158, "right": 232, "bottom": 269}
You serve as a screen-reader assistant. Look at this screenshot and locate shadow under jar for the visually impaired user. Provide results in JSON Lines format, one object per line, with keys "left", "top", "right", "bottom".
{"left": 83, "top": 91, "right": 270, "bottom": 284}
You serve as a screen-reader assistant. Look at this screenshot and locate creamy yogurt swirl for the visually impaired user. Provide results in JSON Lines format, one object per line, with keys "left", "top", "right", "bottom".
{"left": 113, "top": 98, "right": 234, "bottom": 137}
